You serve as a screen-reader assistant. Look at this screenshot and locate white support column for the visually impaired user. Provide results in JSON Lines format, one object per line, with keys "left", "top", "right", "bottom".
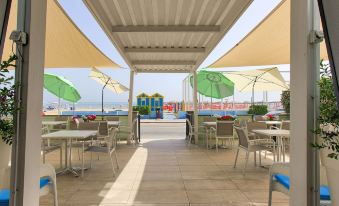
{"left": 193, "top": 71, "right": 199, "bottom": 144}
{"left": 127, "top": 70, "right": 135, "bottom": 144}
{"left": 290, "top": 0, "right": 320, "bottom": 205}
{"left": 10, "top": 0, "right": 47, "bottom": 205}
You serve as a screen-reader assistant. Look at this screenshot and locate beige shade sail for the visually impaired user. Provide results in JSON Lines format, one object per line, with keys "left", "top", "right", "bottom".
{"left": 223, "top": 67, "right": 289, "bottom": 92}
{"left": 1, "top": 0, "right": 119, "bottom": 68}
{"left": 209, "top": 0, "right": 328, "bottom": 68}
{"left": 89, "top": 68, "right": 128, "bottom": 94}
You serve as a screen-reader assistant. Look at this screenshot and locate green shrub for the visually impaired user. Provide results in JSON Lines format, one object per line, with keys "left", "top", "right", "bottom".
{"left": 281, "top": 90, "right": 290, "bottom": 113}
{"left": 133, "top": 106, "right": 150, "bottom": 115}
{"left": 248, "top": 105, "right": 268, "bottom": 115}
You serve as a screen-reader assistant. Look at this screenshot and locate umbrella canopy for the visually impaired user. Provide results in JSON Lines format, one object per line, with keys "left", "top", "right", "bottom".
{"left": 44, "top": 73, "right": 81, "bottom": 103}
{"left": 223, "top": 67, "right": 288, "bottom": 104}
{"left": 190, "top": 70, "right": 234, "bottom": 99}
{"left": 89, "top": 68, "right": 129, "bottom": 93}
{"left": 2, "top": 0, "right": 119, "bottom": 68}
{"left": 209, "top": 0, "right": 327, "bottom": 68}
{"left": 223, "top": 67, "right": 288, "bottom": 92}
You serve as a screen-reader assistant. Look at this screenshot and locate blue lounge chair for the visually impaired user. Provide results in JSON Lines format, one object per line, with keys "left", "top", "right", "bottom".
{"left": 269, "top": 163, "right": 331, "bottom": 206}
{"left": 0, "top": 164, "right": 58, "bottom": 206}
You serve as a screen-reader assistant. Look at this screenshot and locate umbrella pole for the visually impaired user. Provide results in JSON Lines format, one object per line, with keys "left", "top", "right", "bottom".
{"left": 58, "top": 97, "right": 60, "bottom": 115}
{"left": 210, "top": 84, "right": 213, "bottom": 116}
{"left": 73, "top": 102, "right": 75, "bottom": 116}
{"left": 102, "top": 79, "right": 110, "bottom": 120}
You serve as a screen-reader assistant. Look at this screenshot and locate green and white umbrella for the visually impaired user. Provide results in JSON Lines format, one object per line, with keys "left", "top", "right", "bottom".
{"left": 44, "top": 73, "right": 81, "bottom": 114}
{"left": 190, "top": 70, "right": 234, "bottom": 113}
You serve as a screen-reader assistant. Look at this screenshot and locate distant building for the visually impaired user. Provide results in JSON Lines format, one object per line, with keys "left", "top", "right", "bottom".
{"left": 136, "top": 92, "right": 164, "bottom": 119}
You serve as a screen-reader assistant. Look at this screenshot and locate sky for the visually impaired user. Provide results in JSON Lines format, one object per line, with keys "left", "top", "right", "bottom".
{"left": 43, "top": 0, "right": 288, "bottom": 105}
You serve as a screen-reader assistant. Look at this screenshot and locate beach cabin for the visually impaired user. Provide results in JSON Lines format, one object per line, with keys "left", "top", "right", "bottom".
{"left": 150, "top": 93, "right": 164, "bottom": 119}
{"left": 137, "top": 93, "right": 150, "bottom": 107}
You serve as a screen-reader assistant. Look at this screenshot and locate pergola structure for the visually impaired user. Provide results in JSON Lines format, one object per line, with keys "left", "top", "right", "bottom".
{"left": 1, "top": 0, "right": 328, "bottom": 205}
{"left": 83, "top": 0, "right": 253, "bottom": 143}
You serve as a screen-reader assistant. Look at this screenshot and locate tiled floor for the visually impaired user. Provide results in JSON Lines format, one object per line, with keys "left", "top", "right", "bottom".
{"left": 41, "top": 123, "right": 289, "bottom": 206}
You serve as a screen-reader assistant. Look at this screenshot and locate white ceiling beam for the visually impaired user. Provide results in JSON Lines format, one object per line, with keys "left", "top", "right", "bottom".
{"left": 132, "top": 60, "right": 196, "bottom": 65}
{"left": 112, "top": 25, "right": 220, "bottom": 32}
{"left": 125, "top": 47, "right": 205, "bottom": 53}
{"left": 136, "top": 69, "right": 192, "bottom": 73}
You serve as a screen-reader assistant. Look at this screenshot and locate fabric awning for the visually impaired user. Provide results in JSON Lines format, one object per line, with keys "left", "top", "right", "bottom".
{"left": 89, "top": 68, "right": 129, "bottom": 94}
{"left": 209, "top": 0, "right": 328, "bottom": 68}
{"left": 1, "top": 0, "right": 119, "bottom": 68}
{"left": 223, "top": 67, "right": 289, "bottom": 92}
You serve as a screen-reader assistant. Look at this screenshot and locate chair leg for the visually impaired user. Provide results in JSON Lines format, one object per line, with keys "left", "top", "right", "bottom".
{"left": 243, "top": 151, "right": 249, "bottom": 175}
{"left": 259, "top": 150, "right": 262, "bottom": 166}
{"left": 254, "top": 151, "right": 257, "bottom": 166}
{"left": 234, "top": 148, "right": 240, "bottom": 168}
{"left": 109, "top": 154, "right": 116, "bottom": 177}
{"left": 53, "top": 180, "right": 59, "bottom": 206}
{"left": 268, "top": 175, "right": 273, "bottom": 206}
{"left": 216, "top": 138, "right": 218, "bottom": 152}
{"left": 114, "top": 151, "right": 119, "bottom": 170}
{"left": 59, "top": 147, "right": 63, "bottom": 169}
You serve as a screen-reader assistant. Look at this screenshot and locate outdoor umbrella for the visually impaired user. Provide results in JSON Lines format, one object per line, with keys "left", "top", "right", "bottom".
{"left": 223, "top": 67, "right": 289, "bottom": 105}
{"left": 190, "top": 70, "right": 234, "bottom": 114}
{"left": 89, "top": 68, "right": 129, "bottom": 119}
{"left": 44, "top": 73, "right": 81, "bottom": 114}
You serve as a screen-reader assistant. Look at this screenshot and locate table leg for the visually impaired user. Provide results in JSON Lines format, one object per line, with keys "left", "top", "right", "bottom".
{"left": 82, "top": 141, "right": 85, "bottom": 178}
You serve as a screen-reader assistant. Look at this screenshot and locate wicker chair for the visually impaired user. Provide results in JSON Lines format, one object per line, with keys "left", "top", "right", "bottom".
{"left": 234, "top": 126, "right": 275, "bottom": 175}
{"left": 210, "top": 121, "right": 234, "bottom": 152}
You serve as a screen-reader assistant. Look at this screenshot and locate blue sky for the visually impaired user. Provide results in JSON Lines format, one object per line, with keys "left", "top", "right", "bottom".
{"left": 44, "top": 0, "right": 288, "bottom": 105}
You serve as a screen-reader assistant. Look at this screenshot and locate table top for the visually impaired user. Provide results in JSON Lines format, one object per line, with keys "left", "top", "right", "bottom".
{"left": 42, "top": 121, "right": 67, "bottom": 126}
{"left": 107, "top": 121, "right": 120, "bottom": 126}
{"left": 257, "top": 121, "right": 282, "bottom": 125}
{"left": 42, "top": 130, "right": 98, "bottom": 139}
{"left": 202, "top": 122, "right": 216, "bottom": 126}
{"left": 252, "top": 129, "right": 290, "bottom": 137}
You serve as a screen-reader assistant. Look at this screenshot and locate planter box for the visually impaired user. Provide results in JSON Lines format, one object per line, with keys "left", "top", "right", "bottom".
{"left": 0, "top": 140, "right": 11, "bottom": 188}
{"left": 321, "top": 147, "right": 339, "bottom": 206}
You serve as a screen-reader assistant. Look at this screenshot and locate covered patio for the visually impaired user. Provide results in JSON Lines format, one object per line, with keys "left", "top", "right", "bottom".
{"left": 40, "top": 122, "right": 288, "bottom": 206}
{"left": 0, "top": 0, "right": 332, "bottom": 205}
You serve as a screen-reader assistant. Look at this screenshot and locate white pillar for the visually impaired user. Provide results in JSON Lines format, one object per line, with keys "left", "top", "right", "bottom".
{"left": 193, "top": 71, "right": 199, "bottom": 144}
{"left": 127, "top": 70, "right": 135, "bottom": 144}
{"left": 10, "top": 0, "right": 47, "bottom": 205}
{"left": 290, "top": 0, "right": 320, "bottom": 205}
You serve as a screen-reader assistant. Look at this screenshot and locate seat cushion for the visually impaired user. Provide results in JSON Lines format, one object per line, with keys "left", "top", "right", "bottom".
{"left": 274, "top": 174, "right": 331, "bottom": 200}
{"left": 0, "top": 189, "right": 10, "bottom": 204}
{"left": 0, "top": 178, "right": 50, "bottom": 205}
{"left": 320, "top": 185, "right": 331, "bottom": 200}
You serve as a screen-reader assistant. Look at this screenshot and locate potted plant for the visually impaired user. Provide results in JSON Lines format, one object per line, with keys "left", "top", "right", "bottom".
{"left": 217, "top": 115, "right": 236, "bottom": 122}
{"left": 0, "top": 55, "right": 17, "bottom": 183}
{"left": 313, "top": 61, "right": 339, "bottom": 205}
{"left": 265, "top": 114, "right": 275, "bottom": 121}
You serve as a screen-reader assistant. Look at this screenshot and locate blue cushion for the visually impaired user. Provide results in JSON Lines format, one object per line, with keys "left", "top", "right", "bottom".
{"left": 40, "top": 177, "right": 50, "bottom": 188}
{"left": 0, "top": 189, "right": 10, "bottom": 204}
{"left": 274, "top": 174, "right": 290, "bottom": 189}
{"left": 274, "top": 174, "right": 331, "bottom": 200}
{"left": 320, "top": 185, "right": 331, "bottom": 200}
{"left": 0, "top": 178, "right": 50, "bottom": 206}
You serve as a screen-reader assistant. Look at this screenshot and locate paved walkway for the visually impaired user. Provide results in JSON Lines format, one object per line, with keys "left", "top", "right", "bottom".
{"left": 41, "top": 123, "right": 288, "bottom": 206}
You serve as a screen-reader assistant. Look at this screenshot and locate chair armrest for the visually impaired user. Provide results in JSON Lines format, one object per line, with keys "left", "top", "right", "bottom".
{"left": 270, "top": 126, "right": 279, "bottom": 130}
{"left": 269, "top": 163, "right": 290, "bottom": 177}
{"left": 249, "top": 138, "right": 275, "bottom": 145}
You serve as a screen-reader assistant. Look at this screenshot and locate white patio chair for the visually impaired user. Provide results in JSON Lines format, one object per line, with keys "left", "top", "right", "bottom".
{"left": 210, "top": 121, "right": 234, "bottom": 152}
{"left": 186, "top": 118, "right": 195, "bottom": 148}
{"left": 118, "top": 118, "right": 139, "bottom": 145}
{"left": 268, "top": 163, "right": 331, "bottom": 206}
{"left": 41, "top": 127, "right": 63, "bottom": 168}
{"left": 234, "top": 126, "right": 276, "bottom": 175}
{"left": 1, "top": 163, "right": 58, "bottom": 206}
{"left": 84, "top": 128, "right": 119, "bottom": 176}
